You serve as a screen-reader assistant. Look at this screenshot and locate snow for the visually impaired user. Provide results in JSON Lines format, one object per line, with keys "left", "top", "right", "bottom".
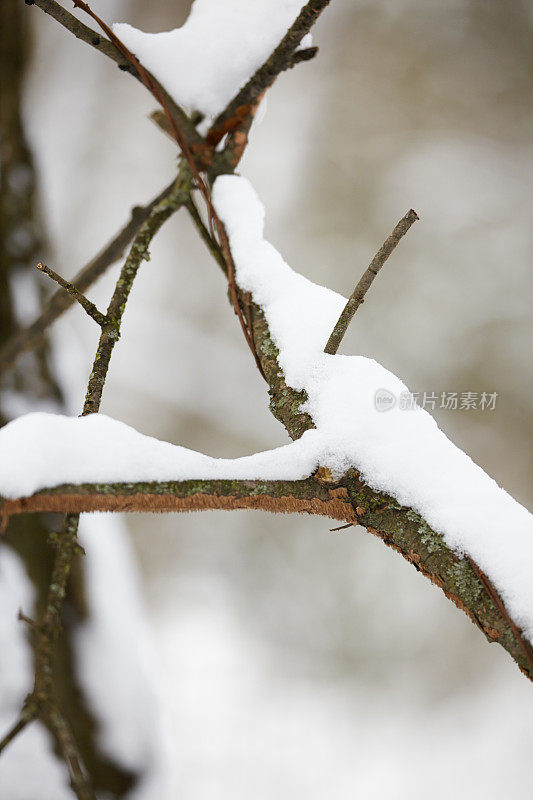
{"left": 0, "top": 412, "right": 322, "bottom": 499}
{"left": 113, "top": 0, "right": 308, "bottom": 117}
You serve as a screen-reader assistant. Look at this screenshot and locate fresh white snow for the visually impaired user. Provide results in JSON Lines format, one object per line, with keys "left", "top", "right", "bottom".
{"left": 0, "top": 411, "right": 322, "bottom": 498}
{"left": 113, "top": 0, "right": 308, "bottom": 117}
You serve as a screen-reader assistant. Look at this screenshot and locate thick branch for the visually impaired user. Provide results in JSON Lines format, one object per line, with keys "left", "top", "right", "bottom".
{"left": 3, "top": 470, "right": 533, "bottom": 679}
{"left": 0, "top": 477, "right": 355, "bottom": 521}
{"left": 324, "top": 209, "right": 419, "bottom": 355}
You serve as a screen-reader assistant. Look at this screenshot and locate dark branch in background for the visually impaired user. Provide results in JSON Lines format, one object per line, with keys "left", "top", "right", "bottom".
{"left": 324, "top": 209, "right": 419, "bottom": 355}
{"left": 0, "top": 177, "right": 178, "bottom": 377}
{"left": 1, "top": 1, "right": 135, "bottom": 793}
{"left": 29, "top": 512, "right": 96, "bottom": 800}
{"left": 208, "top": 0, "right": 331, "bottom": 145}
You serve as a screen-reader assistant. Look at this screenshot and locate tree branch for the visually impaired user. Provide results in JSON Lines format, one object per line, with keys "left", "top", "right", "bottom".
{"left": 0, "top": 710, "right": 35, "bottom": 756}
{"left": 324, "top": 209, "right": 419, "bottom": 355}
{"left": 3, "top": 468, "right": 533, "bottom": 679}
{"left": 185, "top": 197, "right": 227, "bottom": 275}
{"left": 15, "top": 0, "right": 531, "bottom": 766}
{"left": 35, "top": 262, "right": 107, "bottom": 327}
{"left": 47, "top": 704, "right": 95, "bottom": 800}
{"left": 0, "top": 477, "right": 355, "bottom": 521}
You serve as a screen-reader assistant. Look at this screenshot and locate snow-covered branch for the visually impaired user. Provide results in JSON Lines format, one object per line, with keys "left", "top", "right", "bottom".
{"left": 2, "top": 4, "right": 532, "bottom": 791}
{"left": 211, "top": 175, "right": 533, "bottom": 678}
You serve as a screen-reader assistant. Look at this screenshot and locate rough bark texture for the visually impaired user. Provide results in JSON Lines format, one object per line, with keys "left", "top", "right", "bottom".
{"left": 1, "top": 478, "right": 356, "bottom": 522}
{"left": 3, "top": 463, "right": 533, "bottom": 679}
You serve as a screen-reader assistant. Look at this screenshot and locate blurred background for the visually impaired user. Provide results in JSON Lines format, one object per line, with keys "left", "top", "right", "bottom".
{"left": 6, "top": 0, "right": 533, "bottom": 796}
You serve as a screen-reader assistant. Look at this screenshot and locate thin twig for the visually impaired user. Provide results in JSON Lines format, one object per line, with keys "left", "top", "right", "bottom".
{"left": 36, "top": 263, "right": 107, "bottom": 327}
{"left": 324, "top": 209, "right": 418, "bottom": 355}
{"left": 0, "top": 178, "right": 178, "bottom": 377}
{"left": 209, "top": 0, "right": 331, "bottom": 144}
{"left": 185, "top": 197, "right": 227, "bottom": 275}
{"left": 83, "top": 169, "right": 190, "bottom": 414}
{"left": 0, "top": 712, "right": 35, "bottom": 755}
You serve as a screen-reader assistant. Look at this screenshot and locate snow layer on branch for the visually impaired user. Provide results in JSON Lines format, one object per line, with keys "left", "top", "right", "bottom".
{"left": 113, "top": 0, "right": 308, "bottom": 117}
{"left": 0, "top": 412, "right": 322, "bottom": 498}
{"left": 211, "top": 174, "right": 533, "bottom": 641}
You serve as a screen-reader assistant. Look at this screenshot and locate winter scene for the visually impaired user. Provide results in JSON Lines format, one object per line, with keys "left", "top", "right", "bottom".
{"left": 0, "top": 1, "right": 532, "bottom": 798}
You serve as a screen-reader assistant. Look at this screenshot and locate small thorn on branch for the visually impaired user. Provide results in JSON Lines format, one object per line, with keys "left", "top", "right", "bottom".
{"left": 329, "top": 522, "right": 353, "bottom": 532}
{"left": 36, "top": 263, "right": 107, "bottom": 328}
{"left": 324, "top": 209, "right": 419, "bottom": 356}
{"left": 18, "top": 610, "right": 42, "bottom": 632}
{"left": 290, "top": 46, "right": 319, "bottom": 66}
{"left": 0, "top": 713, "right": 35, "bottom": 756}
